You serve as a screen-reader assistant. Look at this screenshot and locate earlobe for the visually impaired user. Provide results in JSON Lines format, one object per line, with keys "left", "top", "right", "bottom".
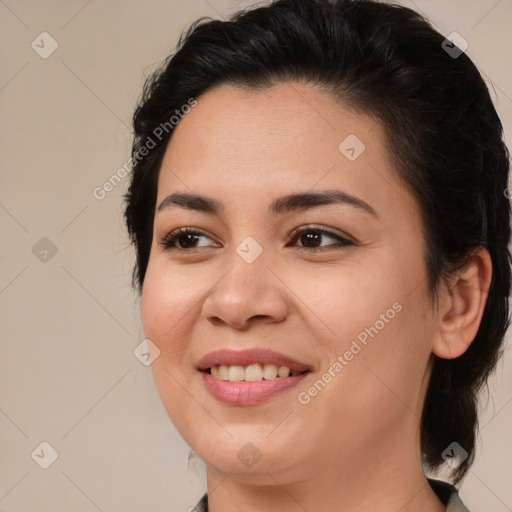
{"left": 432, "top": 248, "right": 492, "bottom": 360}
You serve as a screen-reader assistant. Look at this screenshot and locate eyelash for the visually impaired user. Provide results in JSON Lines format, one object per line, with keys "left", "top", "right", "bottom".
{"left": 158, "top": 225, "right": 355, "bottom": 253}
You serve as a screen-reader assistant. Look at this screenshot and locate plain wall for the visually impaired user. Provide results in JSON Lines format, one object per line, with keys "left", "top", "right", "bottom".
{"left": 1, "top": 1, "right": 511, "bottom": 510}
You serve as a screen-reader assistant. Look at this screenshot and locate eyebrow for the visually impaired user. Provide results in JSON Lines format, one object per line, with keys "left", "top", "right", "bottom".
{"left": 156, "top": 189, "right": 378, "bottom": 218}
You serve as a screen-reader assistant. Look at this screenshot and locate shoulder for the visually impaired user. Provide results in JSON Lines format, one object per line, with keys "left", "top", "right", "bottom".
{"left": 188, "top": 492, "right": 208, "bottom": 512}
{"left": 428, "top": 478, "right": 471, "bottom": 512}
{"left": 188, "top": 482, "right": 470, "bottom": 512}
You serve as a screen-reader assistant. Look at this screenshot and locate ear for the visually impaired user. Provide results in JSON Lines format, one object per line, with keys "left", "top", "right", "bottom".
{"left": 432, "top": 248, "right": 492, "bottom": 359}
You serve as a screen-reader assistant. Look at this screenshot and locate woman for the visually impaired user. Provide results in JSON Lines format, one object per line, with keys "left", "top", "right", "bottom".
{"left": 123, "top": 0, "right": 511, "bottom": 510}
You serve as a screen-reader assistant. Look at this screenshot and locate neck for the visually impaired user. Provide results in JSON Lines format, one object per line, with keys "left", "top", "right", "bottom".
{"left": 205, "top": 426, "right": 446, "bottom": 512}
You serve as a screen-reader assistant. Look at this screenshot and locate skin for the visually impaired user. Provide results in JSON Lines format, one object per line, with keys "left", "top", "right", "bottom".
{"left": 141, "top": 82, "right": 492, "bottom": 512}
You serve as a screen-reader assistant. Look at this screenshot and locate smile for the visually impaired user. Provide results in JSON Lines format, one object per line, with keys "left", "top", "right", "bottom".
{"left": 206, "top": 363, "right": 307, "bottom": 381}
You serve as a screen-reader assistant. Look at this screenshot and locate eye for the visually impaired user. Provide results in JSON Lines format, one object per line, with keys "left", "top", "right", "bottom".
{"left": 289, "top": 225, "right": 355, "bottom": 252}
{"left": 158, "top": 227, "right": 218, "bottom": 251}
{"left": 158, "top": 225, "right": 355, "bottom": 253}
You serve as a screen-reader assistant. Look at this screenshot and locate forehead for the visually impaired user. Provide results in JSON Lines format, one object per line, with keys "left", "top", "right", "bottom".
{"left": 156, "top": 82, "right": 413, "bottom": 221}
{"left": 161, "top": 82, "right": 376, "bottom": 173}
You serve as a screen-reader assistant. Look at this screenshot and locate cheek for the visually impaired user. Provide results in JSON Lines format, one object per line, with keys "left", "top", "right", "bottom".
{"left": 141, "top": 259, "right": 199, "bottom": 363}
{"left": 334, "top": 293, "right": 432, "bottom": 417}
{"left": 294, "top": 262, "right": 432, "bottom": 415}
{"left": 141, "top": 261, "right": 205, "bottom": 435}
{"left": 296, "top": 304, "right": 431, "bottom": 455}
{"left": 288, "top": 259, "right": 404, "bottom": 356}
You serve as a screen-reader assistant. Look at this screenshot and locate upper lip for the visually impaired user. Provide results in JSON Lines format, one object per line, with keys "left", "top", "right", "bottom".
{"left": 197, "top": 348, "right": 312, "bottom": 372}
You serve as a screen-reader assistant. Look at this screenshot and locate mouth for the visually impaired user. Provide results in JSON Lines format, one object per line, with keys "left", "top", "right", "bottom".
{"left": 196, "top": 348, "right": 313, "bottom": 405}
{"left": 196, "top": 347, "right": 312, "bottom": 378}
{"left": 202, "top": 363, "right": 309, "bottom": 381}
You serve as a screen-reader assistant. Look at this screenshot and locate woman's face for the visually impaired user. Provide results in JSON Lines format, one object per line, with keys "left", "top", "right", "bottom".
{"left": 141, "top": 82, "right": 439, "bottom": 484}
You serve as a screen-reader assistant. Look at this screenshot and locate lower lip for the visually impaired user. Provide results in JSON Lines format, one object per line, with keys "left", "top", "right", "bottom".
{"left": 200, "top": 371, "right": 309, "bottom": 405}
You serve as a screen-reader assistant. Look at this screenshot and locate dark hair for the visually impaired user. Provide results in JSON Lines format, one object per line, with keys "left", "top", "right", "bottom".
{"left": 123, "top": 0, "right": 511, "bottom": 483}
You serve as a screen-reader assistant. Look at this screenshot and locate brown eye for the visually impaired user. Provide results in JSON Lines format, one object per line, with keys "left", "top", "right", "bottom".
{"left": 158, "top": 227, "right": 216, "bottom": 251}
{"left": 298, "top": 230, "right": 323, "bottom": 248}
{"left": 291, "top": 226, "right": 355, "bottom": 252}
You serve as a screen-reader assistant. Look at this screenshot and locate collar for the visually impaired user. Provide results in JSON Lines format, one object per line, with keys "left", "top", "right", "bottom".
{"left": 189, "top": 478, "right": 470, "bottom": 511}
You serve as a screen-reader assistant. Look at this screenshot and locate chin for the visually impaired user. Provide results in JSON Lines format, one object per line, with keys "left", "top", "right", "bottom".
{"left": 194, "top": 429, "right": 301, "bottom": 478}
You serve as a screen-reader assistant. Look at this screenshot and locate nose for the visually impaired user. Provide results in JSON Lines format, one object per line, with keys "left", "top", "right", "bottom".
{"left": 201, "top": 253, "right": 289, "bottom": 330}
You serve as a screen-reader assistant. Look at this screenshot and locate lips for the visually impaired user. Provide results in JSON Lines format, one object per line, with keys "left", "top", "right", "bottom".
{"left": 200, "top": 371, "right": 309, "bottom": 405}
{"left": 196, "top": 348, "right": 312, "bottom": 373}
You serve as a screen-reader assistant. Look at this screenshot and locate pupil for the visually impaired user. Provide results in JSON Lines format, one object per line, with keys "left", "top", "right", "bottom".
{"left": 302, "top": 231, "right": 320, "bottom": 247}
{"left": 180, "top": 234, "right": 198, "bottom": 248}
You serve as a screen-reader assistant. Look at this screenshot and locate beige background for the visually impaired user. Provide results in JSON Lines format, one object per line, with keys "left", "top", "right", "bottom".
{"left": 0, "top": 1, "right": 511, "bottom": 511}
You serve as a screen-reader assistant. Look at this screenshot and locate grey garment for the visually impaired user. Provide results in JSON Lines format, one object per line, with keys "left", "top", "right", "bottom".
{"left": 429, "top": 478, "right": 471, "bottom": 512}
{"left": 447, "top": 492, "right": 471, "bottom": 511}
{"left": 189, "top": 492, "right": 207, "bottom": 512}
{"left": 188, "top": 478, "right": 470, "bottom": 511}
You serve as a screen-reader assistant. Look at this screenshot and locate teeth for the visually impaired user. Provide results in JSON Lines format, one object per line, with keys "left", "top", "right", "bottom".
{"left": 208, "top": 363, "right": 303, "bottom": 381}
{"left": 263, "top": 364, "right": 278, "bottom": 380}
{"left": 245, "top": 363, "right": 263, "bottom": 381}
{"left": 277, "top": 366, "right": 290, "bottom": 377}
{"left": 219, "top": 365, "right": 229, "bottom": 380}
{"left": 228, "top": 365, "right": 245, "bottom": 381}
